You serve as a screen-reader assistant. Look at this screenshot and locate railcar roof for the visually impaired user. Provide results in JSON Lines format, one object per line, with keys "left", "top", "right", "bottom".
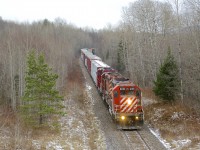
{"left": 81, "top": 48, "right": 88, "bottom": 52}
{"left": 93, "top": 60, "right": 110, "bottom": 68}
{"left": 82, "top": 49, "right": 101, "bottom": 60}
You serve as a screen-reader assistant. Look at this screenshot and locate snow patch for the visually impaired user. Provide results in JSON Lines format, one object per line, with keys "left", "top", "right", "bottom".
{"left": 85, "top": 83, "right": 94, "bottom": 104}
{"left": 142, "top": 97, "right": 156, "bottom": 106}
{"left": 46, "top": 141, "right": 63, "bottom": 150}
{"left": 149, "top": 128, "right": 171, "bottom": 149}
{"left": 32, "top": 140, "right": 41, "bottom": 150}
{"left": 150, "top": 128, "right": 195, "bottom": 150}
{"left": 152, "top": 108, "right": 165, "bottom": 122}
{"left": 171, "top": 139, "right": 191, "bottom": 150}
{"left": 86, "top": 84, "right": 92, "bottom": 90}
{"left": 171, "top": 111, "right": 185, "bottom": 120}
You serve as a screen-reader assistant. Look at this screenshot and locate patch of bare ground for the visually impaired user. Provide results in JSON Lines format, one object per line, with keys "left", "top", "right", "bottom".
{"left": 143, "top": 88, "right": 200, "bottom": 150}
{"left": 0, "top": 59, "right": 105, "bottom": 149}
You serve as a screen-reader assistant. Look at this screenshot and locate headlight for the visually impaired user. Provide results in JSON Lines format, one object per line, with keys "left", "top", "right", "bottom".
{"left": 127, "top": 99, "right": 132, "bottom": 105}
{"left": 121, "top": 116, "right": 125, "bottom": 120}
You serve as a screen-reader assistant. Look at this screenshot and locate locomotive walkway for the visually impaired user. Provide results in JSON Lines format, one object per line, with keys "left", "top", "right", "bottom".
{"left": 79, "top": 59, "right": 166, "bottom": 150}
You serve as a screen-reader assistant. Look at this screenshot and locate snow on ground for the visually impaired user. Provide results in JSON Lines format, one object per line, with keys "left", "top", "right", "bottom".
{"left": 171, "top": 112, "right": 185, "bottom": 120}
{"left": 84, "top": 83, "right": 106, "bottom": 149}
{"left": 142, "top": 97, "right": 156, "bottom": 106}
{"left": 150, "top": 128, "right": 194, "bottom": 150}
{"left": 46, "top": 141, "right": 64, "bottom": 150}
{"left": 32, "top": 140, "right": 64, "bottom": 150}
{"left": 86, "top": 84, "right": 92, "bottom": 91}
{"left": 153, "top": 108, "right": 165, "bottom": 120}
{"left": 149, "top": 128, "right": 171, "bottom": 149}
{"left": 171, "top": 139, "right": 191, "bottom": 150}
{"left": 86, "top": 84, "right": 94, "bottom": 105}
{"left": 32, "top": 140, "right": 41, "bottom": 149}
{"left": 56, "top": 87, "right": 105, "bottom": 149}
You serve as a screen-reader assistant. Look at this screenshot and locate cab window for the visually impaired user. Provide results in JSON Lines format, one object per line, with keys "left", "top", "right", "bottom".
{"left": 120, "top": 90, "right": 126, "bottom": 95}
{"left": 128, "top": 90, "right": 134, "bottom": 95}
{"left": 114, "top": 91, "right": 118, "bottom": 98}
{"left": 120, "top": 87, "right": 126, "bottom": 95}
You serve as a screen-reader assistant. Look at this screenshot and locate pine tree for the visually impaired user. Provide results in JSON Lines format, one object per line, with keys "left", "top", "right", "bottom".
{"left": 153, "top": 48, "right": 179, "bottom": 102}
{"left": 21, "top": 51, "right": 64, "bottom": 126}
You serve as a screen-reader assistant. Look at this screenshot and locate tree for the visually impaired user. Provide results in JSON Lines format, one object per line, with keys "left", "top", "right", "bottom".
{"left": 116, "top": 40, "right": 125, "bottom": 72}
{"left": 21, "top": 51, "right": 64, "bottom": 126}
{"left": 173, "top": 0, "right": 184, "bottom": 103}
{"left": 153, "top": 48, "right": 179, "bottom": 102}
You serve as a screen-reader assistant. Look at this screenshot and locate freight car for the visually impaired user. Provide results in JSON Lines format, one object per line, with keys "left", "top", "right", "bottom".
{"left": 81, "top": 48, "right": 144, "bottom": 129}
{"left": 81, "top": 48, "right": 101, "bottom": 75}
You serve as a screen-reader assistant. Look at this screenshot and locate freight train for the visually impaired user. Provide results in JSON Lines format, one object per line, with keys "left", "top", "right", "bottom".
{"left": 81, "top": 48, "right": 144, "bottom": 129}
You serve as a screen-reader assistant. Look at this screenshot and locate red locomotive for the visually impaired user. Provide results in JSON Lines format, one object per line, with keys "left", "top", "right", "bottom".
{"left": 81, "top": 48, "right": 144, "bottom": 129}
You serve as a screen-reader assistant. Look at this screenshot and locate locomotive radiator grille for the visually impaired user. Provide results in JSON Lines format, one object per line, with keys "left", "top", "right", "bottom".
{"left": 109, "top": 80, "right": 113, "bottom": 96}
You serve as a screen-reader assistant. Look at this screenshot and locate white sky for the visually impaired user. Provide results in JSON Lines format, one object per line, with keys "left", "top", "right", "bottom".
{"left": 0, "top": 0, "right": 135, "bottom": 29}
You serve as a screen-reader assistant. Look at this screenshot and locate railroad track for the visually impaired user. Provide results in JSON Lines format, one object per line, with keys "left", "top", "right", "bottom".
{"left": 136, "top": 130, "right": 152, "bottom": 150}
{"left": 122, "top": 130, "right": 151, "bottom": 150}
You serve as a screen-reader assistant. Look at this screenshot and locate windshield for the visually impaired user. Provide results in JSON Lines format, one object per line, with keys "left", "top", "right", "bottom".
{"left": 120, "top": 87, "right": 134, "bottom": 96}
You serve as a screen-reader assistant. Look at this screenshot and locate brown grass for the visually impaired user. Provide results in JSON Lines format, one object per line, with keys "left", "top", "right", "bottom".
{"left": 143, "top": 90, "right": 200, "bottom": 149}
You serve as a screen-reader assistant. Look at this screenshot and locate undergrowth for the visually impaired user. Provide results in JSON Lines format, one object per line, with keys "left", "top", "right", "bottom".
{"left": 143, "top": 88, "right": 200, "bottom": 149}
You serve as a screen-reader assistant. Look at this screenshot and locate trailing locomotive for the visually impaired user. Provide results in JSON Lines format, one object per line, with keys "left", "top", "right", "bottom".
{"left": 81, "top": 48, "right": 144, "bottom": 129}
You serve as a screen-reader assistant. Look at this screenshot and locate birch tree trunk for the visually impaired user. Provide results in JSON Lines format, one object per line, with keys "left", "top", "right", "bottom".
{"left": 174, "top": 0, "right": 184, "bottom": 102}
{"left": 8, "top": 40, "right": 16, "bottom": 111}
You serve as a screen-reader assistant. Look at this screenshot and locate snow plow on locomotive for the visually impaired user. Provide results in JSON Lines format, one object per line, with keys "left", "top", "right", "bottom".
{"left": 81, "top": 48, "right": 144, "bottom": 129}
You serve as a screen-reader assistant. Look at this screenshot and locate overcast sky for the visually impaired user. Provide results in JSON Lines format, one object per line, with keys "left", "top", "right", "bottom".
{"left": 0, "top": 0, "right": 136, "bottom": 29}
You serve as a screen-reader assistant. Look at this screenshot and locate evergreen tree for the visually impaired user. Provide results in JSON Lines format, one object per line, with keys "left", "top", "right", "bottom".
{"left": 153, "top": 48, "right": 179, "bottom": 102}
{"left": 116, "top": 40, "right": 125, "bottom": 72}
{"left": 21, "top": 51, "right": 64, "bottom": 126}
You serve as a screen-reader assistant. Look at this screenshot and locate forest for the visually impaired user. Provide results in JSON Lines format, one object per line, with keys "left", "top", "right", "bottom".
{"left": 0, "top": 0, "right": 200, "bottom": 115}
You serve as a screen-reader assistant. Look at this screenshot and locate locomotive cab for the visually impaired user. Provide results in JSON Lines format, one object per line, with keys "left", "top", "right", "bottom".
{"left": 112, "top": 84, "right": 144, "bottom": 129}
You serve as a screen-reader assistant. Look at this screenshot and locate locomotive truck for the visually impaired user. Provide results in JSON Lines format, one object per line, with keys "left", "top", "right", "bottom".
{"left": 81, "top": 48, "right": 144, "bottom": 129}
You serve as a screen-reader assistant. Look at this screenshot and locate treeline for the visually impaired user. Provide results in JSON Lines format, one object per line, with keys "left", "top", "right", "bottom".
{"left": 95, "top": 0, "right": 200, "bottom": 108}
{"left": 0, "top": 0, "right": 200, "bottom": 112}
{"left": 0, "top": 18, "right": 94, "bottom": 111}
